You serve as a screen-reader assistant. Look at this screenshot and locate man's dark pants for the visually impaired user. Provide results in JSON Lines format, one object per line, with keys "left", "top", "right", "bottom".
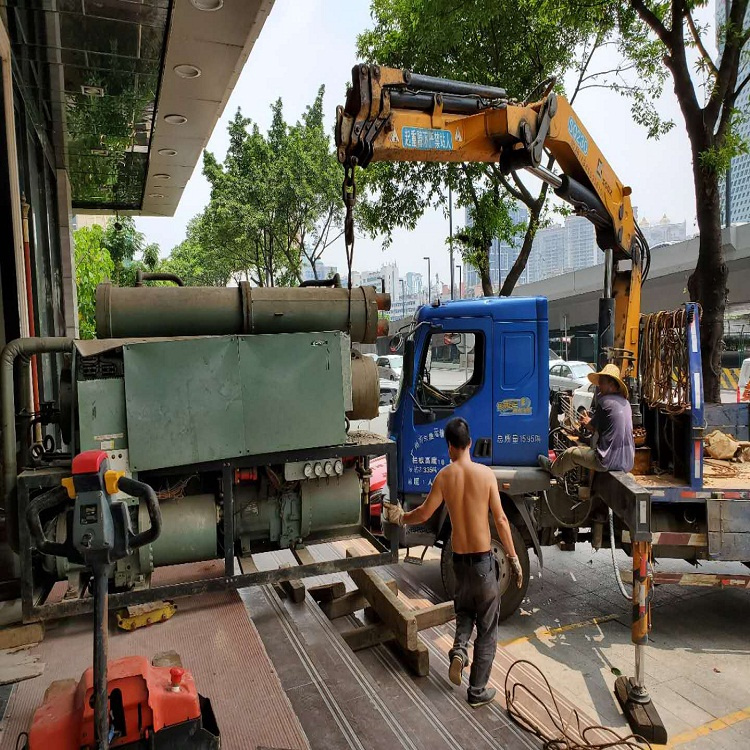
{"left": 448, "top": 551, "right": 500, "bottom": 701}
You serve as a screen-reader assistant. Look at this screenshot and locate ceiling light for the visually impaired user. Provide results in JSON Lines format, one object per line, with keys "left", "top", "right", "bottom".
{"left": 149, "top": 193, "right": 165, "bottom": 199}
{"left": 174, "top": 64, "right": 202, "bottom": 79}
{"left": 191, "top": 0, "right": 224, "bottom": 10}
{"left": 158, "top": 148, "right": 177, "bottom": 156}
{"left": 164, "top": 114, "right": 187, "bottom": 125}
{"left": 154, "top": 174, "right": 171, "bottom": 180}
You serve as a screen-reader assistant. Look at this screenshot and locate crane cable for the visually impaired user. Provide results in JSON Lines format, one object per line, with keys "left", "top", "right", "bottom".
{"left": 640, "top": 308, "right": 691, "bottom": 414}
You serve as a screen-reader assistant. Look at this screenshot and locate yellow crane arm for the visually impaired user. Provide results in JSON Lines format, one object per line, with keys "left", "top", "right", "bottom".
{"left": 335, "top": 65, "right": 649, "bottom": 385}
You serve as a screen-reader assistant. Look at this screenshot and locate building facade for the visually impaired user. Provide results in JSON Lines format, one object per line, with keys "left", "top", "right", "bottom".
{"left": 639, "top": 216, "right": 687, "bottom": 246}
{"left": 717, "top": 1, "right": 750, "bottom": 224}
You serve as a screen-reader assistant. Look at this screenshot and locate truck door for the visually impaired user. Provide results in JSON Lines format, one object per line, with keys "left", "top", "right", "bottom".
{"left": 401, "top": 318, "right": 493, "bottom": 495}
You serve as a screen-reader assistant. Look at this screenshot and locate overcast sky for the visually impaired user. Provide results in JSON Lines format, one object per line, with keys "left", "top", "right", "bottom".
{"left": 135, "top": 0, "right": 717, "bottom": 285}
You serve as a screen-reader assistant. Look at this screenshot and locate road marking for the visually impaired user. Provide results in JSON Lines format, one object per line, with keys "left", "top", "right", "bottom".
{"left": 499, "top": 613, "right": 622, "bottom": 647}
{"left": 657, "top": 705, "right": 750, "bottom": 748}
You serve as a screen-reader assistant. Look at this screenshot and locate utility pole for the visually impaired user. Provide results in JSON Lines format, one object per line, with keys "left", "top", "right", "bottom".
{"left": 424, "top": 256, "right": 431, "bottom": 304}
{"left": 456, "top": 265, "right": 462, "bottom": 300}
{"left": 449, "top": 184, "right": 454, "bottom": 299}
{"left": 400, "top": 278, "right": 406, "bottom": 319}
{"left": 724, "top": 0, "right": 732, "bottom": 228}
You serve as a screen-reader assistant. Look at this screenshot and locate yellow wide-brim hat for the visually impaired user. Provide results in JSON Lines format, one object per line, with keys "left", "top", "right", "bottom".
{"left": 588, "top": 363, "right": 628, "bottom": 399}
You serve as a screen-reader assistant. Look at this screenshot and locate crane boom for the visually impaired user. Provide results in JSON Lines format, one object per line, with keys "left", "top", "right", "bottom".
{"left": 335, "top": 64, "right": 650, "bottom": 391}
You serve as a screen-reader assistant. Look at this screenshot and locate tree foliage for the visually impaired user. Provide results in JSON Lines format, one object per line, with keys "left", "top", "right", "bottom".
{"left": 614, "top": 0, "right": 750, "bottom": 401}
{"left": 73, "top": 224, "right": 113, "bottom": 339}
{"left": 73, "top": 217, "right": 161, "bottom": 337}
{"left": 192, "top": 87, "right": 342, "bottom": 286}
{"left": 356, "top": 0, "right": 614, "bottom": 296}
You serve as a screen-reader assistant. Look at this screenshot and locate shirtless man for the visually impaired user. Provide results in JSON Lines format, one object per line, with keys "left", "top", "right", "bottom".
{"left": 383, "top": 417, "right": 523, "bottom": 708}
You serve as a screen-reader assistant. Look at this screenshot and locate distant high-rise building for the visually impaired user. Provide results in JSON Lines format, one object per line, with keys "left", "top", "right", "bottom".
{"left": 405, "top": 271, "right": 422, "bottom": 297}
{"left": 639, "top": 215, "right": 687, "bottom": 246}
{"left": 529, "top": 224, "right": 567, "bottom": 281}
{"left": 565, "top": 214, "right": 598, "bottom": 270}
{"left": 463, "top": 203, "right": 529, "bottom": 290}
{"left": 359, "top": 263, "right": 400, "bottom": 302}
{"left": 301, "top": 259, "right": 338, "bottom": 281}
{"left": 717, "top": 1, "right": 750, "bottom": 224}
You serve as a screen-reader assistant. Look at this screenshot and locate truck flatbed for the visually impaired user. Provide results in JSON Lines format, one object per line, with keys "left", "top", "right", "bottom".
{"left": 640, "top": 461, "right": 750, "bottom": 494}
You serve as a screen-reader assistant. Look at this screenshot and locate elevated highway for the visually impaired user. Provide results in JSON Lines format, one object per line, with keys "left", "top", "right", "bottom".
{"left": 513, "top": 224, "right": 750, "bottom": 331}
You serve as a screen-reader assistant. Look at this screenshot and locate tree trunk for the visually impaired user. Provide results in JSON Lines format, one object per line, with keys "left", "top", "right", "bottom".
{"left": 686, "top": 153, "right": 727, "bottom": 404}
{"left": 499, "top": 204, "right": 541, "bottom": 297}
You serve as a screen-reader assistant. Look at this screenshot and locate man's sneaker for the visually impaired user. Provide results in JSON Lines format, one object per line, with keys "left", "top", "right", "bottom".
{"left": 538, "top": 454, "right": 553, "bottom": 473}
{"left": 449, "top": 655, "right": 464, "bottom": 686}
{"left": 468, "top": 687, "right": 497, "bottom": 709}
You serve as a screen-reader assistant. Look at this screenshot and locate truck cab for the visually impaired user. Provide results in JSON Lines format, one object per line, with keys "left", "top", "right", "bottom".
{"left": 387, "top": 296, "right": 551, "bottom": 619}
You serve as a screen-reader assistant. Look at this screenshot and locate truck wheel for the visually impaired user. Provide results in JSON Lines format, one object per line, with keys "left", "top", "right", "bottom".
{"left": 440, "top": 521, "right": 530, "bottom": 622}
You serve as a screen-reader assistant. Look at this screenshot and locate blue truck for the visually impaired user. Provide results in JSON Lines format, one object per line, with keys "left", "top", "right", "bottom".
{"left": 384, "top": 298, "right": 750, "bottom": 623}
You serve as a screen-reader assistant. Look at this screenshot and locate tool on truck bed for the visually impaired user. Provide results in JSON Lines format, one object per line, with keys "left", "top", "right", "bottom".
{"left": 22, "top": 449, "right": 220, "bottom": 749}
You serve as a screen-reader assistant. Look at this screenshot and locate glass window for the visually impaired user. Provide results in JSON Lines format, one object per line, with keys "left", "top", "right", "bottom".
{"left": 570, "top": 363, "right": 595, "bottom": 378}
{"left": 417, "top": 332, "right": 483, "bottom": 408}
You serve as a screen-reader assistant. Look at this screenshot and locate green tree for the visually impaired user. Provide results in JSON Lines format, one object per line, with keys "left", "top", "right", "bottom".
{"left": 160, "top": 215, "right": 234, "bottom": 286}
{"left": 200, "top": 88, "right": 341, "bottom": 286}
{"left": 101, "top": 216, "right": 145, "bottom": 285}
{"left": 356, "top": 0, "right": 616, "bottom": 296}
{"left": 617, "top": 0, "right": 750, "bottom": 400}
{"left": 73, "top": 224, "right": 114, "bottom": 339}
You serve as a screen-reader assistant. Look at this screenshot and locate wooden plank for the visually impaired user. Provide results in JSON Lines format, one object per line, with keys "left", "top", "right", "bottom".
{"left": 320, "top": 580, "right": 398, "bottom": 619}
{"left": 278, "top": 564, "right": 306, "bottom": 604}
{"left": 292, "top": 547, "right": 316, "bottom": 566}
{"left": 414, "top": 602, "right": 455, "bottom": 631}
{"left": 341, "top": 623, "right": 394, "bottom": 652}
{"left": 347, "top": 564, "right": 418, "bottom": 650}
{"left": 308, "top": 581, "right": 346, "bottom": 603}
{"left": 0, "top": 622, "right": 44, "bottom": 650}
{"left": 391, "top": 639, "right": 429, "bottom": 678}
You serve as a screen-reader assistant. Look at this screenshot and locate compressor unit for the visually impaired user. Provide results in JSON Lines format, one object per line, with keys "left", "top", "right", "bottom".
{"left": 4, "top": 280, "right": 398, "bottom": 622}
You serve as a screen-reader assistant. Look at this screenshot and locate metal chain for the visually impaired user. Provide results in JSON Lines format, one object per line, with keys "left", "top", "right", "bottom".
{"left": 342, "top": 159, "right": 357, "bottom": 335}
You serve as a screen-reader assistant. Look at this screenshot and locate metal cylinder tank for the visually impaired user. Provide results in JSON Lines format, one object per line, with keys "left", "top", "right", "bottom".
{"left": 139, "top": 494, "right": 218, "bottom": 569}
{"left": 96, "top": 282, "right": 390, "bottom": 344}
{"left": 348, "top": 352, "right": 379, "bottom": 420}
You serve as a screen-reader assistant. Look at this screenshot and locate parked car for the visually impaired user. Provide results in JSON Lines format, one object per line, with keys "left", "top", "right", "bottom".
{"left": 377, "top": 354, "right": 403, "bottom": 381}
{"left": 549, "top": 360, "right": 595, "bottom": 392}
{"left": 739, "top": 358, "right": 750, "bottom": 402}
{"left": 378, "top": 379, "right": 399, "bottom": 406}
{"left": 572, "top": 382, "right": 595, "bottom": 414}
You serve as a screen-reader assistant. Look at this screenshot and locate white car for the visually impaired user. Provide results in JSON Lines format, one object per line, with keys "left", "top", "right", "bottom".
{"left": 572, "top": 382, "right": 595, "bottom": 415}
{"left": 376, "top": 354, "right": 403, "bottom": 381}
{"left": 549, "top": 360, "right": 595, "bottom": 392}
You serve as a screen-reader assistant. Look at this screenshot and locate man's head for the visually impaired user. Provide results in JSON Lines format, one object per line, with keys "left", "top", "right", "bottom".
{"left": 597, "top": 375, "right": 620, "bottom": 395}
{"left": 445, "top": 417, "right": 471, "bottom": 461}
{"left": 587, "top": 363, "right": 628, "bottom": 399}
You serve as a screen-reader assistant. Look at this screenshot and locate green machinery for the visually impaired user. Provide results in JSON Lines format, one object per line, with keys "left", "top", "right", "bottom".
{"left": 4, "top": 281, "right": 396, "bottom": 620}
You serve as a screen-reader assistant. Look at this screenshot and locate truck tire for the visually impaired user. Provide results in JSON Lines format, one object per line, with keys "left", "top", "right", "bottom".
{"left": 440, "top": 521, "right": 530, "bottom": 622}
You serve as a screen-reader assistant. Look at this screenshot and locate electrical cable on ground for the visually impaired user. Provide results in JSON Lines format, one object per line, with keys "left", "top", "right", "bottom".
{"left": 505, "top": 659, "right": 653, "bottom": 750}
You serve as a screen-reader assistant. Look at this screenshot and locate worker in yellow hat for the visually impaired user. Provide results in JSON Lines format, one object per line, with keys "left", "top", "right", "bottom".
{"left": 538, "top": 363, "right": 635, "bottom": 476}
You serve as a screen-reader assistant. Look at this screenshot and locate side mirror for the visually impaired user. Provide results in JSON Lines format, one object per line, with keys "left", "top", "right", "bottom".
{"left": 443, "top": 332, "right": 463, "bottom": 346}
{"left": 389, "top": 333, "right": 404, "bottom": 353}
{"left": 403, "top": 338, "right": 415, "bottom": 386}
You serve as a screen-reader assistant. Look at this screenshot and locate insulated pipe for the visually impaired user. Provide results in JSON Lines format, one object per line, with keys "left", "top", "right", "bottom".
{"left": 96, "top": 283, "right": 390, "bottom": 344}
{"left": 2, "top": 337, "right": 74, "bottom": 551}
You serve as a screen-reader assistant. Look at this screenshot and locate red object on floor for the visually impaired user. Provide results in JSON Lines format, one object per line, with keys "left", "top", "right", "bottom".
{"left": 28, "top": 656, "right": 202, "bottom": 749}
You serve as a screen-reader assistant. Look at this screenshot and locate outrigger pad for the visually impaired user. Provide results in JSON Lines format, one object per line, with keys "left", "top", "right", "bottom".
{"left": 614, "top": 676, "right": 668, "bottom": 745}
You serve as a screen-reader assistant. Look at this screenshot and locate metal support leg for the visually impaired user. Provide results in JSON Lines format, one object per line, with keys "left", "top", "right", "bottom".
{"left": 223, "top": 464, "right": 235, "bottom": 576}
{"left": 614, "top": 540, "right": 666, "bottom": 742}
{"left": 93, "top": 567, "right": 110, "bottom": 750}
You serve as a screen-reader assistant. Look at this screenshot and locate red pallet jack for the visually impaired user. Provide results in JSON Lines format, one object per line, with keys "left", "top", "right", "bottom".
{"left": 22, "top": 450, "right": 221, "bottom": 749}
